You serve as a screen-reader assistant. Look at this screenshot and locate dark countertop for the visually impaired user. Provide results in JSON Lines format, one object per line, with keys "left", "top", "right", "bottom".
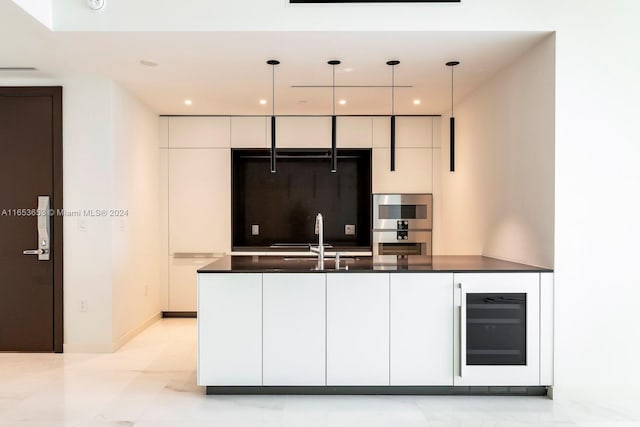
{"left": 198, "top": 255, "right": 552, "bottom": 273}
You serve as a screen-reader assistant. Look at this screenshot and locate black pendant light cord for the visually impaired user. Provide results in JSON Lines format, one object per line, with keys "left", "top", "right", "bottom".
{"left": 451, "top": 65, "right": 454, "bottom": 117}
{"left": 332, "top": 63, "right": 336, "bottom": 116}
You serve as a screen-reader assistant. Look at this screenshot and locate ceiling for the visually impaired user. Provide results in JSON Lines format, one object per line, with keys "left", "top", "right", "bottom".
{"left": 0, "top": 1, "right": 550, "bottom": 115}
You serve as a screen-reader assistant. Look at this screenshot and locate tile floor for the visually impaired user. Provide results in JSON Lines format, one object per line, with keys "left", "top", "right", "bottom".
{"left": 1, "top": 319, "right": 639, "bottom": 427}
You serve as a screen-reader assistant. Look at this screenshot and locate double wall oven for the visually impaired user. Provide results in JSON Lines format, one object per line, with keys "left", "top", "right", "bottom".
{"left": 372, "top": 194, "right": 432, "bottom": 263}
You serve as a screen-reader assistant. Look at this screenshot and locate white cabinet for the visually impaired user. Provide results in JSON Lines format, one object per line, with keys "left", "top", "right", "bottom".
{"left": 396, "top": 116, "right": 434, "bottom": 148}
{"left": 169, "top": 256, "right": 219, "bottom": 311}
{"left": 337, "top": 116, "right": 372, "bottom": 148}
{"left": 326, "top": 273, "right": 390, "bottom": 386}
{"left": 168, "top": 117, "right": 230, "bottom": 148}
{"left": 372, "top": 148, "right": 433, "bottom": 193}
{"left": 159, "top": 149, "right": 169, "bottom": 311}
{"left": 231, "top": 116, "right": 267, "bottom": 148}
{"left": 390, "top": 273, "right": 453, "bottom": 386}
{"left": 168, "top": 148, "right": 230, "bottom": 254}
{"left": 372, "top": 116, "right": 434, "bottom": 193}
{"left": 453, "top": 273, "right": 540, "bottom": 386}
{"left": 263, "top": 274, "right": 326, "bottom": 386}
{"left": 373, "top": 116, "right": 433, "bottom": 148}
{"left": 167, "top": 147, "right": 230, "bottom": 312}
{"left": 197, "top": 273, "right": 262, "bottom": 386}
{"left": 540, "top": 272, "right": 554, "bottom": 385}
{"left": 276, "top": 116, "right": 332, "bottom": 148}
{"left": 159, "top": 117, "right": 169, "bottom": 148}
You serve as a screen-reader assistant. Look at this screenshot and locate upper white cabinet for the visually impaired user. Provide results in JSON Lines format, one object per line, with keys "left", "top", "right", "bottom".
{"left": 197, "top": 273, "right": 262, "bottom": 386}
{"left": 231, "top": 116, "right": 267, "bottom": 148}
{"left": 372, "top": 148, "right": 433, "bottom": 193}
{"left": 169, "top": 117, "right": 230, "bottom": 148}
{"left": 326, "top": 273, "right": 390, "bottom": 386}
{"left": 373, "top": 116, "right": 433, "bottom": 148}
{"left": 276, "top": 116, "right": 332, "bottom": 148}
{"left": 390, "top": 273, "right": 453, "bottom": 386}
{"left": 263, "top": 274, "right": 326, "bottom": 386}
{"left": 337, "top": 116, "right": 373, "bottom": 148}
{"left": 168, "top": 149, "right": 230, "bottom": 254}
{"left": 396, "top": 117, "right": 434, "bottom": 148}
{"left": 159, "top": 116, "right": 169, "bottom": 148}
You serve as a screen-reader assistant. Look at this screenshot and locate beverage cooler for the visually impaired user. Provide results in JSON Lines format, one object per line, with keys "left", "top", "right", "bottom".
{"left": 454, "top": 273, "right": 541, "bottom": 386}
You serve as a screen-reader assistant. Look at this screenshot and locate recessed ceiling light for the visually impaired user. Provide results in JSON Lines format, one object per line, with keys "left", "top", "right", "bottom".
{"left": 259, "top": 99, "right": 267, "bottom": 105}
{"left": 140, "top": 59, "right": 158, "bottom": 67}
{"left": 184, "top": 99, "right": 192, "bottom": 106}
{"left": 413, "top": 99, "right": 421, "bottom": 105}
{"left": 299, "top": 100, "right": 308, "bottom": 104}
{"left": 339, "top": 99, "right": 347, "bottom": 105}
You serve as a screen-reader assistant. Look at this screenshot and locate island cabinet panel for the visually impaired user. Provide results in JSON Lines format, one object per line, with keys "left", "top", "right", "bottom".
{"left": 390, "top": 273, "right": 454, "bottom": 386}
{"left": 540, "top": 272, "right": 554, "bottom": 386}
{"left": 197, "top": 274, "right": 262, "bottom": 386}
{"left": 326, "top": 273, "right": 390, "bottom": 386}
{"left": 263, "top": 274, "right": 326, "bottom": 386}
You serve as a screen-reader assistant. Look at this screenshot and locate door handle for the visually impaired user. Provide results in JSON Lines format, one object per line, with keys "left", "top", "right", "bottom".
{"left": 458, "top": 282, "right": 464, "bottom": 378}
{"left": 23, "top": 249, "right": 49, "bottom": 256}
{"left": 22, "top": 196, "right": 50, "bottom": 261}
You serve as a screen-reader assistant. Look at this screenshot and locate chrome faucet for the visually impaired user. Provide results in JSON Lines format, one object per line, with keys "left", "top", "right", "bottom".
{"left": 309, "top": 213, "right": 325, "bottom": 270}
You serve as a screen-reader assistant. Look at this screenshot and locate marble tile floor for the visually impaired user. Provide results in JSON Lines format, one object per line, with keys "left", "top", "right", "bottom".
{"left": 1, "top": 319, "right": 639, "bottom": 427}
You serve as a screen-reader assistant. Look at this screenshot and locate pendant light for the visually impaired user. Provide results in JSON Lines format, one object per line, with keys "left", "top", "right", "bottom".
{"left": 446, "top": 60, "right": 460, "bottom": 172}
{"left": 387, "top": 60, "right": 400, "bottom": 172}
{"left": 328, "top": 60, "right": 340, "bottom": 173}
{"left": 267, "top": 59, "right": 280, "bottom": 173}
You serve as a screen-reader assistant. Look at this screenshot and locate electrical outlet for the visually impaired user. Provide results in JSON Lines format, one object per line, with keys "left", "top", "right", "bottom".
{"left": 345, "top": 224, "right": 356, "bottom": 235}
{"left": 251, "top": 224, "right": 260, "bottom": 236}
{"left": 78, "top": 218, "right": 88, "bottom": 232}
{"left": 80, "top": 299, "right": 88, "bottom": 312}
{"left": 144, "top": 285, "right": 149, "bottom": 296}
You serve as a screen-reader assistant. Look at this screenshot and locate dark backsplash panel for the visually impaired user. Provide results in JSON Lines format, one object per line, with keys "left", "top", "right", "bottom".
{"left": 232, "top": 149, "right": 371, "bottom": 248}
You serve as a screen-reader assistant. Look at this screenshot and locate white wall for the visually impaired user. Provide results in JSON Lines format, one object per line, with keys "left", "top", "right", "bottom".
{"left": 62, "top": 79, "right": 115, "bottom": 352}
{"left": 110, "top": 83, "right": 161, "bottom": 348}
{"left": 438, "top": 35, "right": 555, "bottom": 269}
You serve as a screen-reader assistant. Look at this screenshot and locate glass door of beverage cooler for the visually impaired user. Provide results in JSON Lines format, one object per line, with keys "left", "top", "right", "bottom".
{"left": 454, "top": 273, "right": 540, "bottom": 386}
{"left": 466, "top": 293, "right": 527, "bottom": 366}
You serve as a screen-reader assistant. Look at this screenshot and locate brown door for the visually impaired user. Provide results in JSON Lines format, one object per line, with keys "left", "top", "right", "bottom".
{"left": 0, "top": 87, "right": 63, "bottom": 352}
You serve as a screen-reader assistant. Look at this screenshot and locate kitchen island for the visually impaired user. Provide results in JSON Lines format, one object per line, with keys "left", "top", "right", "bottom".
{"left": 197, "top": 255, "right": 553, "bottom": 395}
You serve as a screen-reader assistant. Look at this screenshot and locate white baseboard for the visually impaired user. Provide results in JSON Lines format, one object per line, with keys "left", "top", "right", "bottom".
{"left": 63, "top": 312, "right": 161, "bottom": 353}
{"left": 63, "top": 341, "right": 116, "bottom": 353}
{"left": 111, "top": 312, "right": 162, "bottom": 352}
